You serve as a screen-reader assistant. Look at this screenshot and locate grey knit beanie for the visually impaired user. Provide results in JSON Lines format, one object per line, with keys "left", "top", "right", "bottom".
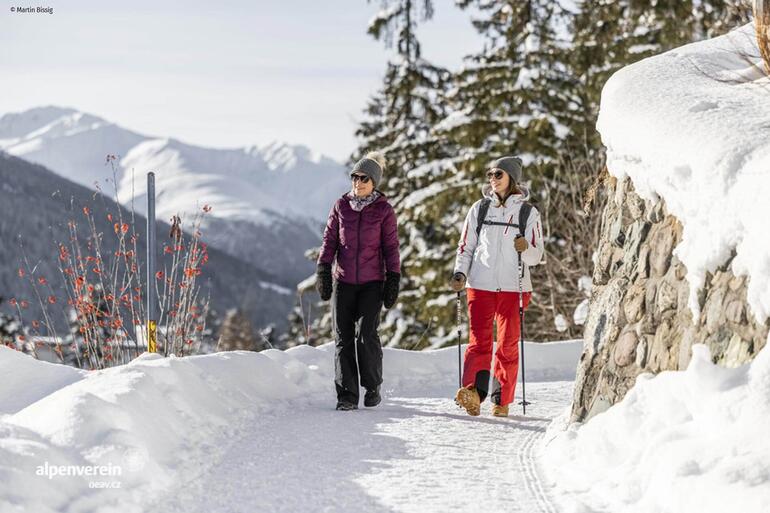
{"left": 491, "top": 156, "right": 523, "bottom": 183}
{"left": 351, "top": 151, "right": 386, "bottom": 188}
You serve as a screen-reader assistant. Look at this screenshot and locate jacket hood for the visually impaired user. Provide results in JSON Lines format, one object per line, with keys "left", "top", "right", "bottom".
{"left": 481, "top": 183, "right": 531, "bottom": 206}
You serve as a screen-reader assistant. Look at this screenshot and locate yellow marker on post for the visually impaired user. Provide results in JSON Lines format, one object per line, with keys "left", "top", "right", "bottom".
{"left": 148, "top": 320, "right": 157, "bottom": 354}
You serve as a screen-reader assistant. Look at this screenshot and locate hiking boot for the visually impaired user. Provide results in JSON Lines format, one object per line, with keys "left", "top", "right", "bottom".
{"left": 335, "top": 401, "right": 358, "bottom": 411}
{"left": 492, "top": 404, "right": 509, "bottom": 417}
{"left": 364, "top": 386, "right": 381, "bottom": 407}
{"left": 455, "top": 386, "right": 481, "bottom": 416}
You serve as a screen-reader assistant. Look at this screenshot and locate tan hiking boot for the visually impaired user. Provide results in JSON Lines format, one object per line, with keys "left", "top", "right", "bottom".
{"left": 455, "top": 386, "right": 481, "bottom": 416}
{"left": 492, "top": 404, "right": 509, "bottom": 417}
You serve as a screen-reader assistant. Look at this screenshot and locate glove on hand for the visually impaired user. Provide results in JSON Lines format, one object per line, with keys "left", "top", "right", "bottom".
{"left": 316, "top": 263, "right": 333, "bottom": 301}
{"left": 383, "top": 271, "right": 401, "bottom": 309}
{"left": 514, "top": 235, "right": 528, "bottom": 253}
{"left": 449, "top": 272, "right": 466, "bottom": 292}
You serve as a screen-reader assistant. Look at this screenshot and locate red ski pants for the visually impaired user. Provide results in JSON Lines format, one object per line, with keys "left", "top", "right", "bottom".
{"left": 462, "top": 288, "right": 531, "bottom": 407}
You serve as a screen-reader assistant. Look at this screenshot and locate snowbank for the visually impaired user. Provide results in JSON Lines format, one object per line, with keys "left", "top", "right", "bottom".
{"left": 542, "top": 344, "right": 770, "bottom": 513}
{"left": 597, "top": 22, "right": 770, "bottom": 322}
{"left": 1, "top": 349, "right": 328, "bottom": 513}
{"left": 0, "top": 340, "right": 580, "bottom": 512}
{"left": 0, "top": 346, "right": 86, "bottom": 414}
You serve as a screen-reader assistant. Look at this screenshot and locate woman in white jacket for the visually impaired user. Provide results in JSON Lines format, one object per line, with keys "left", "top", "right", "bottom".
{"left": 449, "top": 156, "right": 544, "bottom": 417}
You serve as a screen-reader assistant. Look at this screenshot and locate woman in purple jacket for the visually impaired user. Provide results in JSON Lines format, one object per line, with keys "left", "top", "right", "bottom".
{"left": 316, "top": 152, "right": 401, "bottom": 411}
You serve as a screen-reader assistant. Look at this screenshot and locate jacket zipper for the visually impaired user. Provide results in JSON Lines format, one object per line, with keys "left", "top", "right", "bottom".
{"left": 356, "top": 209, "right": 362, "bottom": 284}
{"left": 495, "top": 203, "right": 505, "bottom": 292}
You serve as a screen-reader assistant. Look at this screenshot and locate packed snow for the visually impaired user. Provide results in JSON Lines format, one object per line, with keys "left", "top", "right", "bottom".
{"left": 543, "top": 344, "right": 770, "bottom": 513}
{"left": 596, "top": 22, "right": 770, "bottom": 322}
{"left": 0, "top": 340, "right": 581, "bottom": 513}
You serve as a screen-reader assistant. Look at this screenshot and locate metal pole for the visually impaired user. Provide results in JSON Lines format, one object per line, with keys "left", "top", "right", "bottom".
{"left": 456, "top": 291, "right": 462, "bottom": 389}
{"left": 146, "top": 172, "right": 157, "bottom": 354}
{"left": 517, "top": 238, "right": 530, "bottom": 415}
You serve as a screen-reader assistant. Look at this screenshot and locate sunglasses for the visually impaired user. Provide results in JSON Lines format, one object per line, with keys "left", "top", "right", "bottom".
{"left": 350, "top": 173, "right": 371, "bottom": 183}
{"left": 486, "top": 169, "right": 505, "bottom": 180}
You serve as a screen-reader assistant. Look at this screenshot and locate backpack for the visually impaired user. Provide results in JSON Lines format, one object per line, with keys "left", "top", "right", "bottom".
{"left": 475, "top": 197, "right": 533, "bottom": 239}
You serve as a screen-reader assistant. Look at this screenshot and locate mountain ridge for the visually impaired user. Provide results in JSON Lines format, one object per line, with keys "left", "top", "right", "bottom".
{"left": 0, "top": 105, "right": 350, "bottom": 285}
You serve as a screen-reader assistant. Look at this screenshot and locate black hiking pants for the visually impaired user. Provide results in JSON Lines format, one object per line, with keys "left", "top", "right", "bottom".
{"left": 332, "top": 280, "right": 384, "bottom": 404}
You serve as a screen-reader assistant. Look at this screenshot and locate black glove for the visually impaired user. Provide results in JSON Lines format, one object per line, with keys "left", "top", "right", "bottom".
{"left": 383, "top": 271, "right": 400, "bottom": 309}
{"left": 316, "top": 263, "right": 333, "bottom": 301}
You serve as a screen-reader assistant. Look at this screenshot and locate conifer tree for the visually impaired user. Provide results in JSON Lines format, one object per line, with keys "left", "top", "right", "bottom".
{"left": 288, "top": 0, "right": 752, "bottom": 347}
{"left": 394, "top": 0, "right": 582, "bottom": 345}
{"left": 217, "top": 308, "right": 264, "bottom": 352}
{"left": 359, "top": 1, "right": 457, "bottom": 347}
{"left": 0, "top": 297, "right": 23, "bottom": 348}
{"left": 305, "top": 1, "right": 453, "bottom": 348}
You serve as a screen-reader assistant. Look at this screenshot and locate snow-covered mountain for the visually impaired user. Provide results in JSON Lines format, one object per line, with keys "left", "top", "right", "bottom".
{"left": 0, "top": 106, "right": 147, "bottom": 190}
{"left": 118, "top": 137, "right": 348, "bottom": 225}
{"left": 0, "top": 106, "right": 350, "bottom": 282}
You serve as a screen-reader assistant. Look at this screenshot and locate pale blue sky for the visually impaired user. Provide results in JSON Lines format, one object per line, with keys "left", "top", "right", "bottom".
{"left": 1, "top": 1, "right": 482, "bottom": 161}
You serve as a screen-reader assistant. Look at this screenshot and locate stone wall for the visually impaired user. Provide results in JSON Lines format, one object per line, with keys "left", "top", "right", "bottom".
{"left": 571, "top": 174, "right": 769, "bottom": 422}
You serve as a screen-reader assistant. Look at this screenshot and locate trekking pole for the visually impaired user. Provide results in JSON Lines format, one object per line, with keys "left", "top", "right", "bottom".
{"left": 456, "top": 291, "right": 462, "bottom": 389}
{"left": 516, "top": 236, "right": 530, "bottom": 415}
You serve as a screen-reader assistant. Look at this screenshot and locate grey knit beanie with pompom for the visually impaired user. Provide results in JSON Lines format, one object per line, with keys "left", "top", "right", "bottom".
{"left": 352, "top": 151, "right": 387, "bottom": 188}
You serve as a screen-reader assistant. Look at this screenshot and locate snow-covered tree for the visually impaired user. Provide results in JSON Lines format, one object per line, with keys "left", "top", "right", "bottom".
{"left": 359, "top": 1, "right": 457, "bottom": 348}
{"left": 442, "top": 1, "right": 576, "bottom": 168}
{"left": 296, "top": 0, "right": 753, "bottom": 348}
{"left": 0, "top": 297, "right": 23, "bottom": 348}
{"left": 301, "top": 1, "right": 453, "bottom": 348}
{"left": 217, "top": 308, "right": 265, "bottom": 352}
{"left": 391, "top": 0, "right": 587, "bottom": 346}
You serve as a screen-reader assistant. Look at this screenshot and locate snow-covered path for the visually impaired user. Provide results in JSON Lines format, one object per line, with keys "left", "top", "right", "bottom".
{"left": 0, "top": 342, "right": 581, "bottom": 513}
{"left": 152, "top": 381, "right": 571, "bottom": 513}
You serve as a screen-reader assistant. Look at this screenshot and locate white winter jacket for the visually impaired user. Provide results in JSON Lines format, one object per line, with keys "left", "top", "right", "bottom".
{"left": 453, "top": 184, "right": 544, "bottom": 292}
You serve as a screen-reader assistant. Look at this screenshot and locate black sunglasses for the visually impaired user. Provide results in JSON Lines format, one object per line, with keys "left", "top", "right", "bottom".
{"left": 486, "top": 169, "right": 505, "bottom": 180}
{"left": 350, "top": 173, "right": 371, "bottom": 183}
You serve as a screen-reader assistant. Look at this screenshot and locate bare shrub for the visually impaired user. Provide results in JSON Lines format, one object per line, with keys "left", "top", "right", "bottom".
{"left": 10, "top": 155, "right": 210, "bottom": 368}
{"left": 525, "top": 149, "right": 608, "bottom": 341}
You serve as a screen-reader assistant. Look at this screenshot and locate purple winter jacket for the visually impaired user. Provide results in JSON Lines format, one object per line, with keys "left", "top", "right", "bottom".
{"left": 318, "top": 192, "right": 401, "bottom": 284}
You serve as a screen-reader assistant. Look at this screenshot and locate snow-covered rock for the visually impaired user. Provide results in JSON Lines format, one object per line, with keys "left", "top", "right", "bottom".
{"left": 572, "top": 22, "right": 769, "bottom": 421}
{"left": 597, "top": 23, "right": 770, "bottom": 323}
{"left": 550, "top": 21, "right": 770, "bottom": 513}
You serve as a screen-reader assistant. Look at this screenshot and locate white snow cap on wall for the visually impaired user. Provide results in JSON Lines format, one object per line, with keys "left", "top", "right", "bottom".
{"left": 597, "top": 22, "right": 770, "bottom": 322}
